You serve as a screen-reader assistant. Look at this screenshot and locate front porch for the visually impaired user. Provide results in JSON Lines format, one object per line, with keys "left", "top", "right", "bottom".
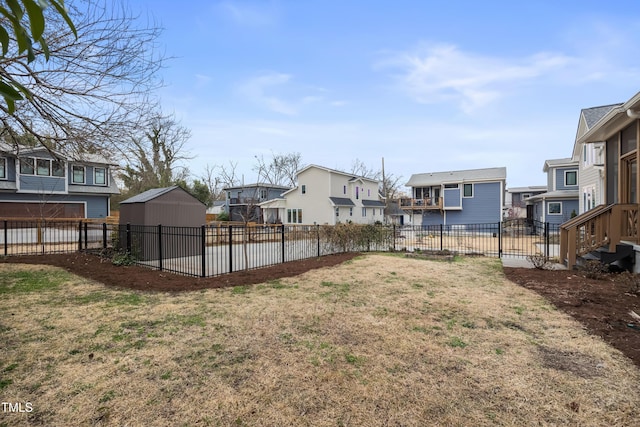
{"left": 559, "top": 203, "right": 639, "bottom": 270}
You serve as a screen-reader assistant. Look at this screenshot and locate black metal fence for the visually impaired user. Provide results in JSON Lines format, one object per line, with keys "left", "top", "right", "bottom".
{"left": 0, "top": 219, "right": 560, "bottom": 278}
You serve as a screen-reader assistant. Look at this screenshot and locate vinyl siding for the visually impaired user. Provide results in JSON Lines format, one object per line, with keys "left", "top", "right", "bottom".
{"left": 554, "top": 167, "right": 578, "bottom": 191}
{"left": 545, "top": 199, "right": 579, "bottom": 225}
{"left": 578, "top": 165, "right": 603, "bottom": 213}
{"left": 443, "top": 188, "right": 461, "bottom": 208}
{"left": 19, "top": 175, "right": 66, "bottom": 193}
{"left": 0, "top": 193, "right": 111, "bottom": 218}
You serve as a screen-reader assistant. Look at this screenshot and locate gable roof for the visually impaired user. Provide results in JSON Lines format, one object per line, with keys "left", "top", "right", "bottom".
{"left": 582, "top": 104, "right": 622, "bottom": 130}
{"left": 0, "top": 142, "right": 115, "bottom": 165}
{"left": 543, "top": 158, "right": 577, "bottom": 172}
{"left": 405, "top": 167, "right": 506, "bottom": 187}
{"left": 297, "top": 164, "right": 379, "bottom": 183}
{"left": 120, "top": 186, "right": 183, "bottom": 204}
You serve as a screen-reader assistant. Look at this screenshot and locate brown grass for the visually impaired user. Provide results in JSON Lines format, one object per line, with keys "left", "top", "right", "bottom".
{"left": 1, "top": 255, "right": 639, "bottom": 426}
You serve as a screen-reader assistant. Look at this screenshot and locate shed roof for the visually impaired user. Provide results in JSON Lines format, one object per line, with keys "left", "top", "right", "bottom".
{"left": 120, "top": 186, "right": 185, "bottom": 204}
{"left": 527, "top": 190, "right": 579, "bottom": 201}
{"left": 361, "top": 199, "right": 385, "bottom": 207}
{"left": 329, "top": 197, "right": 355, "bottom": 207}
{"left": 405, "top": 167, "right": 506, "bottom": 187}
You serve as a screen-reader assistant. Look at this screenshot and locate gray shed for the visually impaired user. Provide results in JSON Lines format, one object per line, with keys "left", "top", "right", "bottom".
{"left": 119, "top": 186, "right": 206, "bottom": 260}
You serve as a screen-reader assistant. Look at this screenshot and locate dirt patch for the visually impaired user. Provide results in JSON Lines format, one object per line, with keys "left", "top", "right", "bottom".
{"left": 504, "top": 267, "right": 640, "bottom": 368}
{"left": 0, "top": 251, "right": 361, "bottom": 292}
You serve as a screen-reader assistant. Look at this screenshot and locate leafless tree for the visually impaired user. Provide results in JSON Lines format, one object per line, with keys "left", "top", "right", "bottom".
{"left": 0, "top": 0, "right": 164, "bottom": 158}
{"left": 350, "top": 158, "right": 380, "bottom": 180}
{"left": 119, "top": 113, "right": 192, "bottom": 195}
{"left": 253, "top": 151, "right": 303, "bottom": 187}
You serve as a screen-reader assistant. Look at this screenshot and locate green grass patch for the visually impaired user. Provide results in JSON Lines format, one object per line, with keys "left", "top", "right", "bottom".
{"left": 0, "top": 270, "right": 71, "bottom": 294}
{"left": 448, "top": 336, "right": 468, "bottom": 348}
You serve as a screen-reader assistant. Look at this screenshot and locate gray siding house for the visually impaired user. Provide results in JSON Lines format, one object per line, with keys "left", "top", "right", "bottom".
{"left": 224, "top": 183, "right": 291, "bottom": 222}
{"left": 504, "top": 186, "right": 547, "bottom": 219}
{"left": 403, "top": 167, "right": 506, "bottom": 226}
{"left": 0, "top": 143, "right": 119, "bottom": 218}
{"left": 527, "top": 158, "right": 579, "bottom": 225}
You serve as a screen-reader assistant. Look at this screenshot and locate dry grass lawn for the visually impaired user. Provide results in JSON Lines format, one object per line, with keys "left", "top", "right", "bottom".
{"left": 1, "top": 254, "right": 639, "bottom": 426}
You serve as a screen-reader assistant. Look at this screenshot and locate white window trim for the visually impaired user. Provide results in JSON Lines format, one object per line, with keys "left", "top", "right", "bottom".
{"left": 548, "top": 202, "right": 562, "bottom": 215}
{"left": 0, "top": 157, "right": 6, "bottom": 180}
{"left": 462, "top": 183, "right": 474, "bottom": 198}
{"left": 72, "top": 165, "right": 86, "bottom": 184}
{"left": 564, "top": 170, "right": 577, "bottom": 187}
{"left": 94, "top": 166, "right": 108, "bottom": 186}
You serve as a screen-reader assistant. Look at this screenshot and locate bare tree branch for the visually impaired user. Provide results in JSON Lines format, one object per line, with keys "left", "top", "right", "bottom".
{"left": 0, "top": 0, "right": 165, "bottom": 159}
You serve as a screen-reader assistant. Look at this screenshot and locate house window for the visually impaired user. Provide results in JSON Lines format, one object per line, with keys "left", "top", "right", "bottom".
{"left": 548, "top": 202, "right": 562, "bottom": 215}
{"left": 343, "top": 185, "right": 346, "bottom": 195}
{"left": 362, "top": 207, "right": 367, "bottom": 217}
{"left": 94, "top": 167, "right": 106, "bottom": 185}
{"left": 72, "top": 165, "right": 85, "bottom": 184}
{"left": 260, "top": 189, "right": 267, "bottom": 199}
{"left": 349, "top": 207, "right": 353, "bottom": 216}
{"left": 335, "top": 207, "right": 339, "bottom": 217}
{"left": 52, "top": 160, "right": 65, "bottom": 177}
{"left": 522, "top": 193, "right": 531, "bottom": 200}
{"left": 301, "top": 185, "right": 306, "bottom": 194}
{"left": 463, "top": 183, "right": 473, "bottom": 197}
{"left": 0, "top": 158, "right": 5, "bottom": 179}
{"left": 287, "top": 209, "right": 303, "bottom": 224}
{"left": 565, "top": 171, "right": 577, "bottom": 186}
{"left": 36, "top": 159, "right": 50, "bottom": 176}
{"left": 20, "top": 158, "right": 34, "bottom": 175}
{"left": 368, "top": 189, "right": 370, "bottom": 197}
{"left": 355, "top": 186, "right": 359, "bottom": 199}
{"left": 444, "top": 183, "right": 458, "bottom": 189}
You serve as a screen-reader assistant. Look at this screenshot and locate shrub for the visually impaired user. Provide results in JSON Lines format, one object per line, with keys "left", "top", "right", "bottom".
{"left": 616, "top": 271, "right": 640, "bottom": 294}
{"left": 580, "top": 260, "right": 608, "bottom": 280}
{"left": 526, "top": 254, "right": 548, "bottom": 270}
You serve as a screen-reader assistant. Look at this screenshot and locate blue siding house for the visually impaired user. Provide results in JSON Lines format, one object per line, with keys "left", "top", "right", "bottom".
{"left": 403, "top": 167, "right": 506, "bottom": 227}
{"left": 224, "top": 183, "right": 291, "bottom": 222}
{"left": 527, "top": 158, "right": 579, "bottom": 225}
{"left": 0, "top": 143, "right": 119, "bottom": 218}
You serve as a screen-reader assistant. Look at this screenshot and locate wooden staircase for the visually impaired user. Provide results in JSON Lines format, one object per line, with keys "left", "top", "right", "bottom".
{"left": 559, "top": 204, "right": 638, "bottom": 269}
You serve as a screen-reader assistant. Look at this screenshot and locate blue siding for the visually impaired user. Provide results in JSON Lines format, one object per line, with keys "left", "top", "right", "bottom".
{"left": 446, "top": 182, "right": 502, "bottom": 224}
{"left": 554, "top": 167, "right": 578, "bottom": 191}
{"left": 421, "top": 211, "right": 445, "bottom": 226}
{"left": 68, "top": 164, "right": 94, "bottom": 185}
{"left": 443, "top": 188, "right": 461, "bottom": 208}
{"left": 545, "top": 199, "right": 579, "bottom": 225}
{"left": 0, "top": 193, "right": 110, "bottom": 218}
{"left": 19, "top": 175, "right": 66, "bottom": 192}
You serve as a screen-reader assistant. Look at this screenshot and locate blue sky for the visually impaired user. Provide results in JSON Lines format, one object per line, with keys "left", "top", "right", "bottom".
{"left": 137, "top": 0, "right": 640, "bottom": 189}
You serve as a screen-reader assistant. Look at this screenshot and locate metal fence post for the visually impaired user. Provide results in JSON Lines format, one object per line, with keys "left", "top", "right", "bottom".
{"left": 440, "top": 224, "right": 443, "bottom": 251}
{"left": 3, "top": 220, "right": 7, "bottom": 256}
{"left": 158, "top": 224, "right": 163, "bottom": 271}
{"left": 228, "top": 225, "right": 233, "bottom": 273}
{"left": 83, "top": 222, "right": 88, "bottom": 249}
{"left": 392, "top": 224, "right": 396, "bottom": 251}
{"left": 281, "top": 224, "right": 285, "bottom": 263}
{"left": 545, "top": 222, "right": 550, "bottom": 260}
{"left": 498, "top": 222, "right": 502, "bottom": 258}
{"left": 316, "top": 224, "right": 320, "bottom": 257}
{"left": 201, "top": 225, "right": 206, "bottom": 278}
{"left": 102, "top": 223, "right": 107, "bottom": 249}
{"left": 126, "top": 223, "right": 131, "bottom": 254}
{"left": 78, "top": 221, "right": 83, "bottom": 251}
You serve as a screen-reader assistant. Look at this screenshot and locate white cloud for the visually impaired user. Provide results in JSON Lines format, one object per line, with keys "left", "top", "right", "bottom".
{"left": 379, "top": 43, "right": 574, "bottom": 113}
{"left": 239, "top": 72, "right": 298, "bottom": 115}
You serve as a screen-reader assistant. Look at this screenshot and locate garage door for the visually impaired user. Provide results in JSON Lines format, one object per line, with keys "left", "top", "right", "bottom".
{"left": 0, "top": 202, "right": 85, "bottom": 218}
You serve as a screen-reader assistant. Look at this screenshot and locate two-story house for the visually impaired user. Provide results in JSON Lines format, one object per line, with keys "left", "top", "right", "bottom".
{"left": 403, "top": 167, "right": 506, "bottom": 227}
{"left": 526, "top": 158, "right": 579, "bottom": 225}
{"left": 570, "top": 104, "right": 621, "bottom": 214}
{"left": 0, "top": 143, "right": 119, "bottom": 218}
{"left": 259, "top": 165, "right": 385, "bottom": 225}
{"left": 223, "top": 183, "right": 291, "bottom": 222}
{"left": 560, "top": 91, "right": 640, "bottom": 270}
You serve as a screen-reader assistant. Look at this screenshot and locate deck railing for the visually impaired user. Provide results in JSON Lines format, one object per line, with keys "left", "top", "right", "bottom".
{"left": 399, "top": 197, "right": 443, "bottom": 210}
{"left": 560, "top": 204, "right": 638, "bottom": 269}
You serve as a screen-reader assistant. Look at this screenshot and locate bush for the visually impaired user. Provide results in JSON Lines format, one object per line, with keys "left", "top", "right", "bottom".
{"left": 319, "top": 223, "right": 394, "bottom": 253}
{"left": 526, "top": 254, "right": 548, "bottom": 270}
{"left": 616, "top": 271, "right": 640, "bottom": 294}
{"left": 217, "top": 212, "right": 230, "bottom": 221}
{"left": 580, "top": 260, "right": 609, "bottom": 280}
{"left": 112, "top": 250, "right": 137, "bottom": 266}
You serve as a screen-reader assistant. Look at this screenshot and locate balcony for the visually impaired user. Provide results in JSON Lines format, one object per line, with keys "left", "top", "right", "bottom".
{"left": 399, "top": 197, "right": 443, "bottom": 210}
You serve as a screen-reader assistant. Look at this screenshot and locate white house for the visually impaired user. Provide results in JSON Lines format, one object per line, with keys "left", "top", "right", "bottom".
{"left": 571, "top": 104, "right": 621, "bottom": 214}
{"left": 259, "top": 164, "right": 385, "bottom": 225}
